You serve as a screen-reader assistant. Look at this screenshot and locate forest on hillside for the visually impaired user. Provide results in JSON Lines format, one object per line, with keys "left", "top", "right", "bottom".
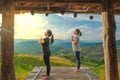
{"left": 0, "top": 40, "right": 120, "bottom": 80}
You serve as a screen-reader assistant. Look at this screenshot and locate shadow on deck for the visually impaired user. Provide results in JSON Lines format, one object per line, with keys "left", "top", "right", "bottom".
{"left": 25, "top": 66, "right": 100, "bottom": 80}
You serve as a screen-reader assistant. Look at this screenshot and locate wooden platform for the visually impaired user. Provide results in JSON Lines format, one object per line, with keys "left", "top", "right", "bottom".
{"left": 25, "top": 66, "right": 100, "bottom": 80}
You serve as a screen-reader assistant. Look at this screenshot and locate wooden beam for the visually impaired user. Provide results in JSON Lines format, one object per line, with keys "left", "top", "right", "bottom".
{"left": 14, "top": 7, "right": 102, "bottom": 14}
{"left": 47, "top": 3, "right": 50, "bottom": 10}
{"left": 0, "top": 1, "right": 119, "bottom": 14}
{"left": 15, "top": 0, "right": 101, "bottom": 3}
{"left": 101, "top": 0, "right": 119, "bottom": 80}
{"left": 0, "top": 0, "right": 119, "bottom": 4}
{"left": 64, "top": 3, "right": 71, "bottom": 11}
{"left": 1, "top": 0, "right": 16, "bottom": 80}
{"left": 16, "top": 6, "right": 60, "bottom": 11}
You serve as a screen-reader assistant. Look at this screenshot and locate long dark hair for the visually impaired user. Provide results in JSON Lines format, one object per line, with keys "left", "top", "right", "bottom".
{"left": 76, "top": 28, "right": 82, "bottom": 36}
{"left": 47, "top": 30, "right": 54, "bottom": 44}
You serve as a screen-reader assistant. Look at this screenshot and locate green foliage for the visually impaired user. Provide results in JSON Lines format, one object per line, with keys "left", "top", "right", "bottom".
{"left": 14, "top": 54, "right": 43, "bottom": 80}
{"left": 50, "top": 56, "right": 75, "bottom": 66}
{"left": 14, "top": 54, "right": 75, "bottom": 80}
{"left": 15, "top": 65, "right": 31, "bottom": 80}
{"left": 117, "top": 47, "right": 120, "bottom": 61}
{"left": 56, "top": 48, "right": 73, "bottom": 54}
{"left": 0, "top": 43, "right": 119, "bottom": 80}
{"left": 56, "top": 53, "right": 105, "bottom": 80}
{"left": 119, "top": 64, "right": 120, "bottom": 80}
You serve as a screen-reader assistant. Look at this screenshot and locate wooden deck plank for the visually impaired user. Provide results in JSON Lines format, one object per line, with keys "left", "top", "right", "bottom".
{"left": 25, "top": 66, "right": 43, "bottom": 80}
{"left": 26, "top": 66, "right": 100, "bottom": 80}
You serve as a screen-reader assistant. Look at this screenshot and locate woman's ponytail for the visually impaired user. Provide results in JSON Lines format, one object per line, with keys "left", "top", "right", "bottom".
{"left": 76, "top": 28, "right": 82, "bottom": 36}
{"left": 79, "top": 31, "right": 82, "bottom": 36}
{"left": 51, "top": 34, "right": 54, "bottom": 44}
{"left": 47, "top": 29, "right": 54, "bottom": 44}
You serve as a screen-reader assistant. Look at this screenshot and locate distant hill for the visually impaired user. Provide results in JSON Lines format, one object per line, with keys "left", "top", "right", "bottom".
{"left": 14, "top": 40, "right": 41, "bottom": 54}
{"left": 117, "top": 40, "right": 120, "bottom": 46}
{"left": 14, "top": 39, "right": 102, "bottom": 54}
{"left": 53, "top": 39, "right": 103, "bottom": 48}
{"left": 14, "top": 39, "right": 120, "bottom": 54}
{"left": 14, "top": 39, "right": 65, "bottom": 54}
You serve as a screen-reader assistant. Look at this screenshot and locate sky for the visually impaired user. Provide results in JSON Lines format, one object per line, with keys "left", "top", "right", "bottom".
{"left": 0, "top": 13, "right": 120, "bottom": 41}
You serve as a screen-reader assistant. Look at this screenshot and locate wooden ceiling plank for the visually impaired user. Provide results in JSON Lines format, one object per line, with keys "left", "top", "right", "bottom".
{"left": 15, "top": 0, "right": 101, "bottom": 4}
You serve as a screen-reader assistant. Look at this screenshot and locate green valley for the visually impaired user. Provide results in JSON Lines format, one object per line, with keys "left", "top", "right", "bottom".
{"left": 0, "top": 39, "right": 120, "bottom": 80}
{"left": 14, "top": 54, "right": 76, "bottom": 80}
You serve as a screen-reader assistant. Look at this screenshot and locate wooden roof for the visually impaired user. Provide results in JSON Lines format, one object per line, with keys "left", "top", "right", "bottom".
{"left": 0, "top": 0, "right": 120, "bottom": 14}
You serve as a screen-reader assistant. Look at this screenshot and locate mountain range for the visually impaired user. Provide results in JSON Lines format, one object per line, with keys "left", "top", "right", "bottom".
{"left": 14, "top": 39, "right": 120, "bottom": 54}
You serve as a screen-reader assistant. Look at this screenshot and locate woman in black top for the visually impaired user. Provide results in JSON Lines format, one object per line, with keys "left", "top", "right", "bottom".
{"left": 39, "top": 30, "right": 54, "bottom": 79}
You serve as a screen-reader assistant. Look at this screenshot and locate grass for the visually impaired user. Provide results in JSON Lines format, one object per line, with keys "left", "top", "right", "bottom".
{"left": 0, "top": 54, "right": 119, "bottom": 80}
{"left": 57, "top": 53, "right": 106, "bottom": 80}
{"left": 50, "top": 56, "right": 75, "bottom": 66}
{"left": 78, "top": 61, "right": 105, "bottom": 80}
{"left": 118, "top": 62, "right": 120, "bottom": 79}
{"left": 14, "top": 54, "right": 76, "bottom": 80}
{"left": 87, "top": 62, "right": 120, "bottom": 80}
{"left": 15, "top": 65, "right": 31, "bottom": 80}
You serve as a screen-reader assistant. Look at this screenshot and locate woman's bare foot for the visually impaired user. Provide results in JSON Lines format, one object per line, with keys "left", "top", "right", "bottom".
{"left": 42, "top": 75, "right": 49, "bottom": 79}
{"left": 42, "top": 74, "right": 47, "bottom": 76}
{"left": 73, "top": 68, "right": 80, "bottom": 72}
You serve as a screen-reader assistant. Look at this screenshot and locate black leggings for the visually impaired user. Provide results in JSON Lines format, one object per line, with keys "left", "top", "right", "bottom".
{"left": 43, "top": 53, "right": 50, "bottom": 76}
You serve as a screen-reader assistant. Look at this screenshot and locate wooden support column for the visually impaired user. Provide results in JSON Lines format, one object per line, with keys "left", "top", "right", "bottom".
{"left": 1, "top": 0, "right": 15, "bottom": 80}
{"left": 101, "top": 0, "right": 119, "bottom": 80}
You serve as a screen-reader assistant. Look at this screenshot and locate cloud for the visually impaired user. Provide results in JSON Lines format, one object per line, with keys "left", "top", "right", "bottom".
{"left": 15, "top": 26, "right": 45, "bottom": 39}
{"left": 56, "top": 14, "right": 102, "bottom": 22}
{"left": 0, "top": 13, "right": 120, "bottom": 41}
{"left": 14, "top": 14, "right": 48, "bottom": 39}
{"left": 67, "top": 25, "right": 102, "bottom": 41}
{"left": 116, "top": 30, "right": 120, "bottom": 40}
{"left": 15, "top": 14, "right": 48, "bottom": 28}
{"left": 115, "top": 15, "right": 120, "bottom": 24}
{"left": 56, "top": 14, "right": 120, "bottom": 24}
{"left": 51, "top": 27, "right": 69, "bottom": 40}
{"left": 57, "top": 14, "right": 120, "bottom": 41}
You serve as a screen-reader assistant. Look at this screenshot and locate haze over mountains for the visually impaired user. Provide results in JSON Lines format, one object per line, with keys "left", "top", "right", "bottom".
{"left": 14, "top": 39, "right": 120, "bottom": 54}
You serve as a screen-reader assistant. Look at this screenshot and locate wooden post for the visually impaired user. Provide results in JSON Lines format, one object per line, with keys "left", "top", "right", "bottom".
{"left": 101, "top": 0, "right": 119, "bottom": 80}
{"left": 1, "top": 0, "right": 16, "bottom": 80}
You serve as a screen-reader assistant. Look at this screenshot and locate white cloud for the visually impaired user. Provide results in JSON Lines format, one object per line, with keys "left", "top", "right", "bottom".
{"left": 115, "top": 15, "right": 120, "bottom": 24}
{"left": 57, "top": 14, "right": 120, "bottom": 41}
{"left": 15, "top": 14, "right": 48, "bottom": 28}
{"left": 0, "top": 13, "right": 120, "bottom": 41}
{"left": 56, "top": 14, "right": 102, "bottom": 22}
{"left": 115, "top": 15, "right": 120, "bottom": 40}
{"left": 57, "top": 14, "right": 120, "bottom": 24}
{"left": 51, "top": 27, "right": 69, "bottom": 40}
{"left": 0, "top": 14, "right": 49, "bottom": 39}
{"left": 15, "top": 26, "right": 45, "bottom": 39}
{"left": 116, "top": 31, "right": 120, "bottom": 40}
{"left": 14, "top": 14, "right": 48, "bottom": 39}
{"left": 67, "top": 26, "right": 102, "bottom": 41}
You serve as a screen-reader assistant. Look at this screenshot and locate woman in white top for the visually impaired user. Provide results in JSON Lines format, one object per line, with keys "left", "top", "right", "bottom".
{"left": 71, "top": 28, "right": 81, "bottom": 72}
